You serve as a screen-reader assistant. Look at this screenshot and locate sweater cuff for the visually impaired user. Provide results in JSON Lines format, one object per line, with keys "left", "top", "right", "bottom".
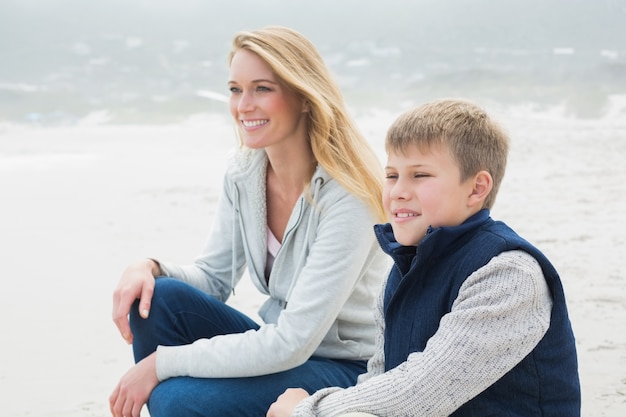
{"left": 155, "top": 344, "right": 188, "bottom": 381}
{"left": 292, "top": 387, "right": 344, "bottom": 417}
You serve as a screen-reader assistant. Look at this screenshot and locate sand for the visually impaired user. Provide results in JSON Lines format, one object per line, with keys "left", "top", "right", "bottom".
{"left": 1, "top": 109, "right": 624, "bottom": 416}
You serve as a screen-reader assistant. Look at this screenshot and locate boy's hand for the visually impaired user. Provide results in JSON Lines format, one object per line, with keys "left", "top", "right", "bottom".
{"left": 267, "top": 388, "right": 310, "bottom": 417}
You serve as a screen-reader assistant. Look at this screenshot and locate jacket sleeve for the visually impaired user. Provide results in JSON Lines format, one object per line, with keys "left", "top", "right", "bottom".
{"left": 155, "top": 188, "right": 386, "bottom": 379}
{"left": 292, "top": 250, "right": 552, "bottom": 417}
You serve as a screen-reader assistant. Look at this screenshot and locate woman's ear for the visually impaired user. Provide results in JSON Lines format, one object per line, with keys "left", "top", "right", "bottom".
{"left": 468, "top": 170, "right": 493, "bottom": 207}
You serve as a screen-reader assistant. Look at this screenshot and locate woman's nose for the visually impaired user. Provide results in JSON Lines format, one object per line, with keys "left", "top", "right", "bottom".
{"left": 237, "top": 91, "right": 254, "bottom": 112}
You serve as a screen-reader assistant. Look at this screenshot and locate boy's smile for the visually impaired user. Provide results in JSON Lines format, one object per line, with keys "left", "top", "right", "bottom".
{"left": 383, "top": 144, "right": 478, "bottom": 246}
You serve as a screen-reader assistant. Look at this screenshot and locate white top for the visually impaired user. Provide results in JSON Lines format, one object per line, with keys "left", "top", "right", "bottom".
{"left": 265, "top": 227, "right": 281, "bottom": 279}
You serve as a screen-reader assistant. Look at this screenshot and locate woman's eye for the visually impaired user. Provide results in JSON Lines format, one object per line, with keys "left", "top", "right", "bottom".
{"left": 256, "top": 85, "right": 271, "bottom": 92}
{"left": 229, "top": 86, "right": 241, "bottom": 94}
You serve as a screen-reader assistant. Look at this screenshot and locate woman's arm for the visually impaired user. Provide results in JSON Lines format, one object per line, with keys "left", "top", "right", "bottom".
{"left": 156, "top": 190, "right": 386, "bottom": 379}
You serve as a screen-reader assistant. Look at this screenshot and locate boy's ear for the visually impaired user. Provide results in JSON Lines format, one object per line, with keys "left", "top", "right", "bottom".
{"left": 468, "top": 170, "right": 493, "bottom": 207}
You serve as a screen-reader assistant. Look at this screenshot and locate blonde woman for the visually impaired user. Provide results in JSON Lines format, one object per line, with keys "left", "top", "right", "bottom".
{"left": 109, "top": 26, "right": 389, "bottom": 417}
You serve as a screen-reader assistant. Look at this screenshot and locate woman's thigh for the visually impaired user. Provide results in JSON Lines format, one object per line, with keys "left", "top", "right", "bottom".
{"left": 130, "top": 277, "right": 260, "bottom": 361}
{"left": 148, "top": 356, "right": 367, "bottom": 417}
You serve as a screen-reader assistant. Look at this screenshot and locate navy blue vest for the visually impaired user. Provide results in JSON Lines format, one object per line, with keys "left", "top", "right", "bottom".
{"left": 374, "top": 210, "right": 580, "bottom": 416}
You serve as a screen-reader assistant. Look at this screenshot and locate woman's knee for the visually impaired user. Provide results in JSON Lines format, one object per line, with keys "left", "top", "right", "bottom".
{"left": 129, "top": 278, "right": 174, "bottom": 320}
{"left": 152, "top": 277, "right": 193, "bottom": 303}
{"left": 129, "top": 278, "right": 196, "bottom": 359}
{"left": 129, "top": 278, "right": 193, "bottom": 326}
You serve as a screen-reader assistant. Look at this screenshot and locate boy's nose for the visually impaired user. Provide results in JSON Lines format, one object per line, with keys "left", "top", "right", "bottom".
{"left": 390, "top": 180, "right": 409, "bottom": 200}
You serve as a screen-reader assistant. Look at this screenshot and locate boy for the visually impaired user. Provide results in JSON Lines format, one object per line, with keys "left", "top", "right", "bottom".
{"left": 267, "top": 99, "right": 581, "bottom": 416}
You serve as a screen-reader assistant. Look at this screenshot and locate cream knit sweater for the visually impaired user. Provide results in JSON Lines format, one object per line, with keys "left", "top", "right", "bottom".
{"left": 293, "top": 250, "right": 552, "bottom": 417}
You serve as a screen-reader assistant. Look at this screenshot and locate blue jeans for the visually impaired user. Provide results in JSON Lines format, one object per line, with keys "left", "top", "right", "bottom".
{"left": 130, "top": 278, "right": 367, "bottom": 417}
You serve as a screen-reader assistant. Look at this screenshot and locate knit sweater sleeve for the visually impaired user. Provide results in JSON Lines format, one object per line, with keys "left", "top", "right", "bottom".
{"left": 356, "top": 275, "right": 387, "bottom": 383}
{"left": 292, "top": 250, "right": 552, "bottom": 417}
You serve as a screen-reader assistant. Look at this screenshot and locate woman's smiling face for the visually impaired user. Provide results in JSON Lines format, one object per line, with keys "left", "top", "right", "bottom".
{"left": 228, "top": 49, "right": 308, "bottom": 150}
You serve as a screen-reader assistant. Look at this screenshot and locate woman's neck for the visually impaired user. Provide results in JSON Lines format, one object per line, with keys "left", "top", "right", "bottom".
{"left": 265, "top": 143, "right": 316, "bottom": 241}
{"left": 265, "top": 142, "right": 316, "bottom": 192}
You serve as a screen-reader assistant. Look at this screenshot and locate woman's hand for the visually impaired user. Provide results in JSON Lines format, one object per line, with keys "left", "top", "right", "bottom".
{"left": 109, "top": 352, "right": 159, "bottom": 417}
{"left": 267, "top": 388, "right": 310, "bottom": 417}
{"left": 112, "top": 259, "right": 159, "bottom": 344}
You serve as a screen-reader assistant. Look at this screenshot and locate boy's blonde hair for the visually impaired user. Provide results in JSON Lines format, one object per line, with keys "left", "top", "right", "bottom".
{"left": 228, "top": 26, "right": 386, "bottom": 222}
{"left": 386, "top": 99, "right": 509, "bottom": 209}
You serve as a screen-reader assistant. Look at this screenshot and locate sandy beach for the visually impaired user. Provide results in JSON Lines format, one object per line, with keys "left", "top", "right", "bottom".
{"left": 1, "top": 107, "right": 625, "bottom": 416}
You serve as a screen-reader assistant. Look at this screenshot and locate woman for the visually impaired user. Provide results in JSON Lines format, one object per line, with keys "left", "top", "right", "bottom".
{"left": 109, "top": 26, "right": 389, "bottom": 417}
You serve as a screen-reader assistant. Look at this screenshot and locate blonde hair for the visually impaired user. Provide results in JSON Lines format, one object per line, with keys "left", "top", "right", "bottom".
{"left": 228, "top": 26, "right": 386, "bottom": 222}
{"left": 386, "top": 99, "right": 509, "bottom": 209}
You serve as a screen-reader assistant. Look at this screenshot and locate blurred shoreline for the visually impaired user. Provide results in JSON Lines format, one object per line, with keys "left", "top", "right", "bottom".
{"left": 2, "top": 1, "right": 625, "bottom": 126}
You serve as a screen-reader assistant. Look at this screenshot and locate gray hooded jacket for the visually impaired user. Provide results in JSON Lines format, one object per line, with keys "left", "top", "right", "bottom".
{"left": 155, "top": 148, "right": 390, "bottom": 380}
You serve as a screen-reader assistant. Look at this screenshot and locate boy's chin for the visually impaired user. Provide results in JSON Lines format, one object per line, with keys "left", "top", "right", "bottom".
{"left": 394, "top": 234, "right": 423, "bottom": 247}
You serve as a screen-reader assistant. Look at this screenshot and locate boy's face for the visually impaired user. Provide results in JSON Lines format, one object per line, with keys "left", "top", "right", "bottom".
{"left": 383, "top": 143, "right": 477, "bottom": 246}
